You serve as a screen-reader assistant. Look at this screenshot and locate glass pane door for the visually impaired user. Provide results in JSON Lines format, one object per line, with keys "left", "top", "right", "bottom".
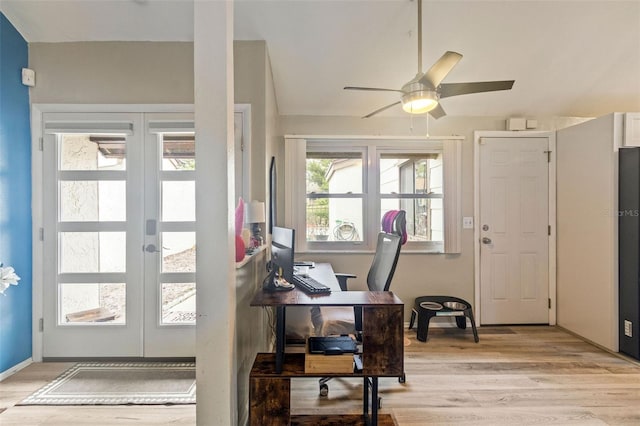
{"left": 41, "top": 112, "right": 206, "bottom": 358}
{"left": 143, "top": 114, "right": 196, "bottom": 357}
{"left": 43, "top": 113, "right": 144, "bottom": 357}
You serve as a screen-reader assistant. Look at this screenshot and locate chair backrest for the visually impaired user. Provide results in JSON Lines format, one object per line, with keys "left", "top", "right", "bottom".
{"left": 366, "top": 232, "right": 402, "bottom": 292}
{"left": 381, "top": 210, "right": 408, "bottom": 245}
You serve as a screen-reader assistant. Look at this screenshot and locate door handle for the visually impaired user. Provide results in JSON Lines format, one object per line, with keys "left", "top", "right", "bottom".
{"left": 481, "top": 237, "right": 492, "bottom": 244}
{"left": 144, "top": 244, "right": 161, "bottom": 253}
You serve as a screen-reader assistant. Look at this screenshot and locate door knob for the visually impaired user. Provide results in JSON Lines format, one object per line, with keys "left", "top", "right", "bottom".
{"left": 144, "top": 244, "right": 161, "bottom": 253}
{"left": 481, "top": 237, "right": 492, "bottom": 244}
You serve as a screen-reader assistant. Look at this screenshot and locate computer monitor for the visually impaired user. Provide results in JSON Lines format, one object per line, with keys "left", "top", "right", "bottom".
{"left": 271, "top": 226, "right": 295, "bottom": 283}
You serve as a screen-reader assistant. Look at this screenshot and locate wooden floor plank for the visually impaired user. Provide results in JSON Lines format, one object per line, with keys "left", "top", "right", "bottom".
{"left": 2, "top": 326, "right": 640, "bottom": 425}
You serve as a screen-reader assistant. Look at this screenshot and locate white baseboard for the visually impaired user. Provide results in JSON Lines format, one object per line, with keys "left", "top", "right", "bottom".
{"left": 0, "top": 357, "right": 33, "bottom": 382}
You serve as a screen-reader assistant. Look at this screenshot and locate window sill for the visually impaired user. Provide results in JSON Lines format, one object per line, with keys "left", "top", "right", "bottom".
{"left": 236, "top": 244, "right": 267, "bottom": 269}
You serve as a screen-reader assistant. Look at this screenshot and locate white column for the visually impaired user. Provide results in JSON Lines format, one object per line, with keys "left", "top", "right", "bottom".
{"left": 194, "top": 1, "right": 236, "bottom": 425}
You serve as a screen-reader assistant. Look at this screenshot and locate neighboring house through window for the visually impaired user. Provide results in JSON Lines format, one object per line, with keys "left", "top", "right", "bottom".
{"left": 284, "top": 136, "right": 462, "bottom": 253}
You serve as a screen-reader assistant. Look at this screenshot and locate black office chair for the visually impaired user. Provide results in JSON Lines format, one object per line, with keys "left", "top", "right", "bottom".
{"left": 318, "top": 229, "right": 404, "bottom": 398}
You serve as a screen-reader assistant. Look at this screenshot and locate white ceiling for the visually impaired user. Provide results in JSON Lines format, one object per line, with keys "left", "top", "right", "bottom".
{"left": 2, "top": 0, "right": 639, "bottom": 118}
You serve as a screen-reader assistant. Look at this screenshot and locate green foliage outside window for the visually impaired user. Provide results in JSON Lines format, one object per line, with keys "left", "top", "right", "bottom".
{"left": 306, "top": 159, "right": 331, "bottom": 237}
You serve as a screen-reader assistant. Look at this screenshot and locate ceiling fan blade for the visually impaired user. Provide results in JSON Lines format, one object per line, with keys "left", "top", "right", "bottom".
{"left": 363, "top": 101, "right": 402, "bottom": 118}
{"left": 439, "top": 80, "right": 515, "bottom": 98}
{"left": 345, "top": 86, "right": 404, "bottom": 93}
{"left": 420, "top": 51, "right": 463, "bottom": 88}
{"left": 429, "top": 103, "right": 446, "bottom": 119}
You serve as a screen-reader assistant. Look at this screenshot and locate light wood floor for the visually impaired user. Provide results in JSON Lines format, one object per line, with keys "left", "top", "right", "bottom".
{"left": 2, "top": 326, "right": 640, "bottom": 425}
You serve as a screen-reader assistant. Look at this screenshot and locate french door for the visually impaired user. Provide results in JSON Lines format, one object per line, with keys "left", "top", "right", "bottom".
{"left": 42, "top": 112, "right": 196, "bottom": 358}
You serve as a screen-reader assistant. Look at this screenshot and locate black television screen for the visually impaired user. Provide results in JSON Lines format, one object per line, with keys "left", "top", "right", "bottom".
{"left": 271, "top": 226, "right": 295, "bottom": 283}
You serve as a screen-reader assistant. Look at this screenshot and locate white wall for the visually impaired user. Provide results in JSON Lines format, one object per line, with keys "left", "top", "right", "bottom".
{"left": 29, "top": 42, "right": 193, "bottom": 104}
{"left": 280, "top": 115, "right": 588, "bottom": 321}
{"left": 556, "top": 114, "right": 621, "bottom": 351}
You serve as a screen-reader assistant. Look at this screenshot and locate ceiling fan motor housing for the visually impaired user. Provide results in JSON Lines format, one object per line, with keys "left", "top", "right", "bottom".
{"left": 400, "top": 81, "right": 439, "bottom": 114}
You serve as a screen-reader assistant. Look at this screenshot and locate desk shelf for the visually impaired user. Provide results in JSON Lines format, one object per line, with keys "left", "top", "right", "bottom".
{"left": 249, "top": 264, "right": 403, "bottom": 426}
{"left": 250, "top": 354, "right": 398, "bottom": 426}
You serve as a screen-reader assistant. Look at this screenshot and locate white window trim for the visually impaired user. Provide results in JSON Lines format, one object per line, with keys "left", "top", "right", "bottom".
{"left": 284, "top": 135, "right": 463, "bottom": 254}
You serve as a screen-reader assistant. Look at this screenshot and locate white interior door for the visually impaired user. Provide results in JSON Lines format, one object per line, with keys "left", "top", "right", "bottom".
{"left": 42, "top": 112, "right": 197, "bottom": 358}
{"left": 479, "top": 137, "right": 549, "bottom": 324}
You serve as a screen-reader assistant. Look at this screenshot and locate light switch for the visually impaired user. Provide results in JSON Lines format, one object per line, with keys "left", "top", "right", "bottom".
{"left": 463, "top": 217, "right": 474, "bottom": 229}
{"left": 22, "top": 68, "right": 35, "bottom": 87}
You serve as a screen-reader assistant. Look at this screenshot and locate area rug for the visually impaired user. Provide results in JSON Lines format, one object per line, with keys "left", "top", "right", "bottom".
{"left": 18, "top": 362, "right": 195, "bottom": 405}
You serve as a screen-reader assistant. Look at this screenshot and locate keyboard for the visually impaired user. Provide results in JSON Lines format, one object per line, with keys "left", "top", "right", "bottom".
{"left": 292, "top": 274, "right": 331, "bottom": 294}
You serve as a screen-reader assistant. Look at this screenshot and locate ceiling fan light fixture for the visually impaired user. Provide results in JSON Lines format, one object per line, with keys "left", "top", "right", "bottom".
{"left": 401, "top": 90, "right": 438, "bottom": 114}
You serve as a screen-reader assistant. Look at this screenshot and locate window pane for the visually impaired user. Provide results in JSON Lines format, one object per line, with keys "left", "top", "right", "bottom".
{"left": 59, "top": 283, "right": 125, "bottom": 324}
{"left": 306, "top": 153, "right": 363, "bottom": 194}
{"left": 306, "top": 198, "right": 363, "bottom": 242}
{"left": 59, "top": 232, "right": 126, "bottom": 273}
{"left": 162, "top": 283, "right": 196, "bottom": 324}
{"left": 162, "top": 232, "right": 196, "bottom": 272}
{"left": 381, "top": 199, "right": 443, "bottom": 242}
{"left": 60, "top": 134, "right": 126, "bottom": 171}
{"left": 380, "top": 153, "right": 442, "bottom": 194}
{"left": 60, "top": 181, "right": 126, "bottom": 222}
{"left": 162, "top": 135, "right": 195, "bottom": 171}
{"left": 162, "top": 181, "right": 195, "bottom": 221}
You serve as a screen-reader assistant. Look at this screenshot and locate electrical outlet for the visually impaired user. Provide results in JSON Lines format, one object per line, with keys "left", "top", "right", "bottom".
{"left": 462, "top": 217, "right": 474, "bottom": 229}
{"left": 624, "top": 320, "right": 633, "bottom": 337}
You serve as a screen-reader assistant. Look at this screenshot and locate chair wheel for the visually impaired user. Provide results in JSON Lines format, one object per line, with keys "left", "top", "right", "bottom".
{"left": 319, "top": 383, "right": 329, "bottom": 397}
{"left": 398, "top": 373, "right": 406, "bottom": 383}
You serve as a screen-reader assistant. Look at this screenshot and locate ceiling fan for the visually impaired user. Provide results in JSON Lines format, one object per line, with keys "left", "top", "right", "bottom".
{"left": 345, "top": 0, "right": 515, "bottom": 119}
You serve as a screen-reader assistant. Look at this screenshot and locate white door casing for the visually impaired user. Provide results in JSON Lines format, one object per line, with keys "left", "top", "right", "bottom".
{"left": 478, "top": 136, "right": 550, "bottom": 325}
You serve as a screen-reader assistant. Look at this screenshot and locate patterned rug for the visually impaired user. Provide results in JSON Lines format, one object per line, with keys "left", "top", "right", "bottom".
{"left": 19, "top": 362, "right": 196, "bottom": 405}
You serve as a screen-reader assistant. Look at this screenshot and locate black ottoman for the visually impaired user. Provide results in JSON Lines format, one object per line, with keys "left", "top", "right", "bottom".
{"left": 409, "top": 296, "right": 479, "bottom": 343}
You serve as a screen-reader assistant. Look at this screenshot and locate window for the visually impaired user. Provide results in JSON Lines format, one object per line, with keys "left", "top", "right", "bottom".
{"left": 380, "top": 153, "right": 443, "bottom": 246}
{"left": 306, "top": 151, "right": 364, "bottom": 243}
{"left": 285, "top": 137, "right": 462, "bottom": 253}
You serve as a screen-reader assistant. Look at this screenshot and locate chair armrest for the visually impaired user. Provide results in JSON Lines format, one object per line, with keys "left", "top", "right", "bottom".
{"left": 334, "top": 273, "right": 357, "bottom": 291}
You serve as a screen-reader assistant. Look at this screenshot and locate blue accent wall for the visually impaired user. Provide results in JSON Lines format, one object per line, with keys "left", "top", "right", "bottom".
{"left": 0, "top": 13, "right": 32, "bottom": 374}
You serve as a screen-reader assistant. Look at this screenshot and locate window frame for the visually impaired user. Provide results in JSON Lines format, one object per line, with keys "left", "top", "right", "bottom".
{"left": 304, "top": 145, "right": 368, "bottom": 251}
{"left": 284, "top": 136, "right": 463, "bottom": 254}
{"left": 378, "top": 147, "right": 445, "bottom": 252}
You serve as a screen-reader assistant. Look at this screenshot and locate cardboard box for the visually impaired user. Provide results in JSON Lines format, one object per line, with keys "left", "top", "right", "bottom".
{"left": 304, "top": 339, "right": 355, "bottom": 374}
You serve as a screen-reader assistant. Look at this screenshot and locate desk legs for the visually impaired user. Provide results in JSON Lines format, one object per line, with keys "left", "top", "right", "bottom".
{"left": 275, "top": 306, "right": 286, "bottom": 374}
{"left": 362, "top": 377, "right": 379, "bottom": 426}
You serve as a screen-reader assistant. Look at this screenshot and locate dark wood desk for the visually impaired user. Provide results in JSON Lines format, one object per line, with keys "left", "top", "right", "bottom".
{"left": 250, "top": 263, "right": 404, "bottom": 426}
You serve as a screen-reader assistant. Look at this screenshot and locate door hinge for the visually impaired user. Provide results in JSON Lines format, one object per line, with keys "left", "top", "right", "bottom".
{"left": 39, "top": 227, "right": 44, "bottom": 241}
{"left": 548, "top": 225, "right": 551, "bottom": 236}
{"left": 39, "top": 137, "right": 44, "bottom": 151}
{"left": 544, "top": 150, "right": 552, "bottom": 162}
{"left": 39, "top": 318, "right": 44, "bottom": 331}
{"left": 548, "top": 298, "right": 552, "bottom": 309}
